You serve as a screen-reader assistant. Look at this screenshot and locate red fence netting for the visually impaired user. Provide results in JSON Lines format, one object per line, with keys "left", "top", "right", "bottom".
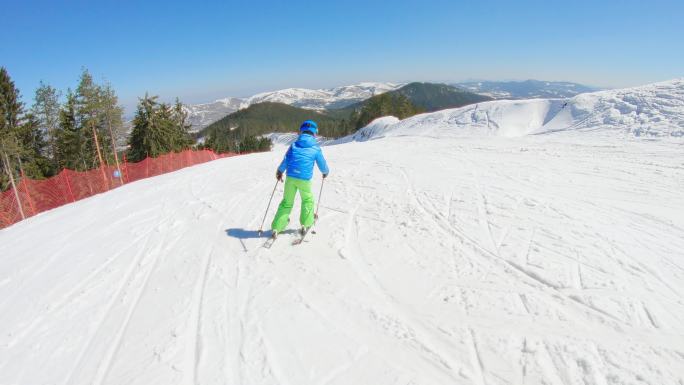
{"left": 1, "top": 149, "right": 236, "bottom": 229}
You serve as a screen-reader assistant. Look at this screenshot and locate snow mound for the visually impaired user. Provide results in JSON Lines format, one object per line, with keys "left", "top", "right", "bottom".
{"left": 565, "top": 78, "right": 684, "bottom": 137}
{"left": 354, "top": 79, "right": 684, "bottom": 140}
{"left": 328, "top": 116, "right": 401, "bottom": 144}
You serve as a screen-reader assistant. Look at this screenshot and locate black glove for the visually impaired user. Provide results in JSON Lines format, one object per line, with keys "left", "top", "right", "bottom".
{"left": 276, "top": 170, "right": 283, "bottom": 181}
{"left": 322, "top": 173, "right": 328, "bottom": 179}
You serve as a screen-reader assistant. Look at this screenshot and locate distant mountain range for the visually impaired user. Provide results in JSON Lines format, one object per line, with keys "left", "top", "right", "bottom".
{"left": 183, "top": 80, "right": 597, "bottom": 131}
{"left": 453, "top": 80, "right": 597, "bottom": 99}
{"left": 243, "top": 82, "right": 401, "bottom": 110}
{"left": 183, "top": 82, "right": 400, "bottom": 131}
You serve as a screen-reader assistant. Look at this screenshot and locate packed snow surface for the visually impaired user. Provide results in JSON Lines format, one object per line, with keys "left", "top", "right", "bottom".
{"left": 1, "top": 80, "right": 684, "bottom": 385}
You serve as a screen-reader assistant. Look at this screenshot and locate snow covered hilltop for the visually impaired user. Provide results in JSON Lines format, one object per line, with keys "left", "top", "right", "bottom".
{"left": 352, "top": 78, "right": 684, "bottom": 140}
{"left": 1, "top": 79, "right": 683, "bottom": 385}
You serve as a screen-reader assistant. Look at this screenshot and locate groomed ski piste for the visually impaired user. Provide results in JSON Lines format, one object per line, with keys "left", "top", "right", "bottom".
{"left": 1, "top": 79, "right": 683, "bottom": 385}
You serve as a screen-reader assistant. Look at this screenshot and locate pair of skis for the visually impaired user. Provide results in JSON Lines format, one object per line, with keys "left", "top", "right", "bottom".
{"left": 262, "top": 226, "right": 314, "bottom": 248}
{"left": 293, "top": 225, "right": 315, "bottom": 245}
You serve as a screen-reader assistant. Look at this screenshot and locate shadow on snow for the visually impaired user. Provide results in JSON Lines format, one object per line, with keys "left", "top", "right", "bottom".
{"left": 224, "top": 228, "right": 299, "bottom": 239}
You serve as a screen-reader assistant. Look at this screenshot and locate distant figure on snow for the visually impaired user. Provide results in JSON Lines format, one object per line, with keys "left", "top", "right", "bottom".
{"left": 270, "top": 120, "right": 329, "bottom": 239}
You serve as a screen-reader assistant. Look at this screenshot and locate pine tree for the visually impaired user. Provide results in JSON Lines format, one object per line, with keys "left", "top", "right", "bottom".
{"left": 99, "top": 82, "right": 125, "bottom": 178}
{"left": 55, "top": 90, "right": 83, "bottom": 170}
{"left": 172, "top": 98, "right": 192, "bottom": 144}
{"left": 76, "top": 69, "right": 106, "bottom": 169}
{"left": 127, "top": 94, "right": 155, "bottom": 162}
{"left": 0, "top": 67, "right": 23, "bottom": 135}
{"left": 0, "top": 68, "right": 54, "bottom": 189}
{"left": 1, "top": 67, "right": 25, "bottom": 190}
{"left": 15, "top": 113, "right": 51, "bottom": 178}
{"left": 153, "top": 102, "right": 178, "bottom": 154}
{"left": 31, "top": 81, "right": 61, "bottom": 170}
{"left": 127, "top": 95, "right": 195, "bottom": 162}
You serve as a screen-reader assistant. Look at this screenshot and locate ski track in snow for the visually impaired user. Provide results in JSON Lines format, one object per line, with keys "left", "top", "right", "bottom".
{"left": 1, "top": 129, "right": 684, "bottom": 383}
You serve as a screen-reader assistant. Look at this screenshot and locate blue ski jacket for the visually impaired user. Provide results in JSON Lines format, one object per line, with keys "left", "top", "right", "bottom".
{"left": 277, "top": 134, "right": 329, "bottom": 181}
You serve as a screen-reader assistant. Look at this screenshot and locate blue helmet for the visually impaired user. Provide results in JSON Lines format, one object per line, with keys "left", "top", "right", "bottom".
{"left": 300, "top": 120, "right": 318, "bottom": 135}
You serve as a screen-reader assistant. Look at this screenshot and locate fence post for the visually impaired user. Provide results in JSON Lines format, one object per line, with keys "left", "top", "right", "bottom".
{"left": 123, "top": 153, "right": 129, "bottom": 183}
{"left": 106, "top": 119, "right": 124, "bottom": 186}
{"left": 86, "top": 171, "right": 94, "bottom": 195}
{"left": 63, "top": 170, "right": 76, "bottom": 202}
{"left": 90, "top": 125, "right": 109, "bottom": 191}
{"left": 2, "top": 151, "right": 25, "bottom": 220}
{"left": 19, "top": 165, "right": 37, "bottom": 217}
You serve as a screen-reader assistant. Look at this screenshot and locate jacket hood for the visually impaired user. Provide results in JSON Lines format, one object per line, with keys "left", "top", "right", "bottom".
{"left": 294, "top": 133, "right": 318, "bottom": 148}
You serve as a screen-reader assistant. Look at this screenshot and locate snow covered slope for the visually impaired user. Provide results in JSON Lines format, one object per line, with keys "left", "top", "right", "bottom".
{"left": 1, "top": 80, "right": 684, "bottom": 385}
{"left": 354, "top": 79, "right": 684, "bottom": 140}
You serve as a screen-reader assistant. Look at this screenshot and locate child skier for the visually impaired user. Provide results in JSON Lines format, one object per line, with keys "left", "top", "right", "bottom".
{"left": 270, "top": 120, "right": 329, "bottom": 239}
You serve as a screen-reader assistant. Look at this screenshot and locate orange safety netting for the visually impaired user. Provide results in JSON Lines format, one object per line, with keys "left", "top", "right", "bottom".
{"left": 0, "top": 149, "right": 236, "bottom": 229}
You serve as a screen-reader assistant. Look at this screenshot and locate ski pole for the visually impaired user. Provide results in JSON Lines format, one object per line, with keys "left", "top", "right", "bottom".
{"left": 312, "top": 178, "right": 325, "bottom": 233}
{"left": 314, "top": 178, "right": 325, "bottom": 222}
{"left": 258, "top": 179, "right": 279, "bottom": 236}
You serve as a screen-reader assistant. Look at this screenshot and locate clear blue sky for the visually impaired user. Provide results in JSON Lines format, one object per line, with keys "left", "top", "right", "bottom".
{"left": 2, "top": 0, "right": 682, "bottom": 112}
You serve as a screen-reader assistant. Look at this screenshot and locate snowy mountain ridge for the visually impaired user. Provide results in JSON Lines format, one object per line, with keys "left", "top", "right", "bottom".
{"left": 181, "top": 97, "right": 244, "bottom": 132}
{"left": 183, "top": 82, "right": 401, "bottom": 131}
{"left": 352, "top": 78, "right": 684, "bottom": 140}
{"left": 243, "top": 82, "right": 402, "bottom": 110}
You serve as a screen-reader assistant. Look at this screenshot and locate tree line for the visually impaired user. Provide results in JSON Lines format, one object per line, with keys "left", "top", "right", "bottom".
{"left": 0, "top": 67, "right": 197, "bottom": 191}
{"left": 200, "top": 102, "right": 351, "bottom": 153}
{"left": 349, "top": 92, "right": 424, "bottom": 129}
{"left": 200, "top": 94, "right": 426, "bottom": 152}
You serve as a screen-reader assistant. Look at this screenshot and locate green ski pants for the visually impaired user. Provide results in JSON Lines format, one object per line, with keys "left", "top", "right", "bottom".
{"left": 271, "top": 176, "right": 315, "bottom": 232}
